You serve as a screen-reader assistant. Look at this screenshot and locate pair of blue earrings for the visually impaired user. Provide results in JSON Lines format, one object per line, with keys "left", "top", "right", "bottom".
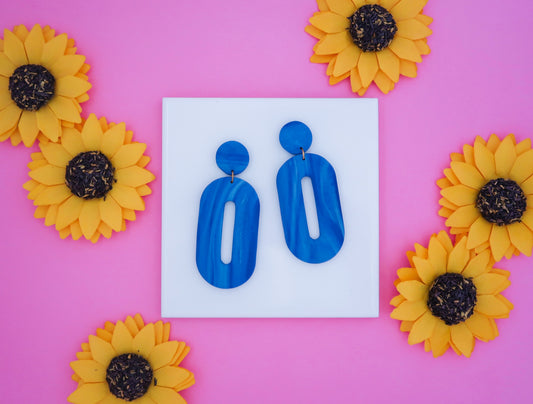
{"left": 196, "top": 121, "right": 345, "bottom": 289}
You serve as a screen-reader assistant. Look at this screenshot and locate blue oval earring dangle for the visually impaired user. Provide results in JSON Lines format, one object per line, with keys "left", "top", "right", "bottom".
{"left": 276, "top": 121, "right": 344, "bottom": 263}
{"left": 196, "top": 141, "right": 260, "bottom": 288}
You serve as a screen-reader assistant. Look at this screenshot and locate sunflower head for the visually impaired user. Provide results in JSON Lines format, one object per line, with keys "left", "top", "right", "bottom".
{"left": 305, "top": 0, "right": 432, "bottom": 95}
{"left": 391, "top": 231, "right": 513, "bottom": 357}
{"left": 23, "top": 113, "right": 155, "bottom": 243}
{"left": 438, "top": 134, "right": 533, "bottom": 262}
{"left": 0, "top": 24, "right": 91, "bottom": 147}
{"left": 68, "top": 314, "right": 195, "bottom": 404}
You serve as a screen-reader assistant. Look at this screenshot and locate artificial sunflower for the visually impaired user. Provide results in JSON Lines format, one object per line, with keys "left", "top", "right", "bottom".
{"left": 23, "top": 113, "right": 155, "bottom": 242}
{"left": 438, "top": 134, "right": 533, "bottom": 263}
{"left": 0, "top": 23, "right": 91, "bottom": 147}
{"left": 305, "top": 0, "right": 432, "bottom": 95}
{"left": 68, "top": 314, "right": 195, "bottom": 404}
{"left": 390, "top": 231, "right": 513, "bottom": 358}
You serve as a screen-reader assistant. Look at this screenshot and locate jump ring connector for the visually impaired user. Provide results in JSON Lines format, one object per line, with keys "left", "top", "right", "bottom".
{"left": 231, "top": 170, "right": 235, "bottom": 183}
{"left": 301, "top": 147, "right": 305, "bottom": 160}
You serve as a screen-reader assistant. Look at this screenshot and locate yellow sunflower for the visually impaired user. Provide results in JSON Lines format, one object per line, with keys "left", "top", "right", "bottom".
{"left": 438, "top": 134, "right": 533, "bottom": 263}
{"left": 23, "top": 113, "right": 155, "bottom": 242}
{"left": 68, "top": 314, "right": 195, "bottom": 404}
{"left": 0, "top": 24, "right": 91, "bottom": 147}
{"left": 305, "top": 0, "right": 432, "bottom": 95}
{"left": 390, "top": 231, "right": 513, "bottom": 357}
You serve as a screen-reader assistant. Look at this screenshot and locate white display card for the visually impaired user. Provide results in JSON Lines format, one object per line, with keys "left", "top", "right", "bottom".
{"left": 162, "top": 98, "right": 379, "bottom": 317}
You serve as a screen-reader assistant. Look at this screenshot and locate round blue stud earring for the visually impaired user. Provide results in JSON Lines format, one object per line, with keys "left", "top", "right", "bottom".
{"left": 196, "top": 141, "right": 260, "bottom": 288}
{"left": 276, "top": 121, "right": 345, "bottom": 263}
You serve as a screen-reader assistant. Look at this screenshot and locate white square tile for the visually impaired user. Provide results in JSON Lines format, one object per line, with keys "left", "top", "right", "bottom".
{"left": 162, "top": 98, "right": 379, "bottom": 317}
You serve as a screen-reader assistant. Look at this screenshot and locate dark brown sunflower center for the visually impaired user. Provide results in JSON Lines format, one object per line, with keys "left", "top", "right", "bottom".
{"left": 8, "top": 64, "right": 55, "bottom": 111}
{"left": 349, "top": 4, "right": 397, "bottom": 52}
{"left": 476, "top": 178, "right": 526, "bottom": 226}
{"left": 106, "top": 353, "right": 153, "bottom": 401}
{"left": 427, "top": 273, "right": 477, "bottom": 326}
{"left": 65, "top": 151, "right": 115, "bottom": 199}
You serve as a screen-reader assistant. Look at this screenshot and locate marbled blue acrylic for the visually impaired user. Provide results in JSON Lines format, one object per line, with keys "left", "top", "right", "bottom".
{"left": 276, "top": 121, "right": 344, "bottom": 263}
{"left": 196, "top": 141, "right": 260, "bottom": 288}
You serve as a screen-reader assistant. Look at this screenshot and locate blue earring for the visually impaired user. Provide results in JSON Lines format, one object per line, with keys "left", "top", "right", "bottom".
{"left": 276, "top": 121, "right": 344, "bottom": 263}
{"left": 196, "top": 141, "right": 260, "bottom": 288}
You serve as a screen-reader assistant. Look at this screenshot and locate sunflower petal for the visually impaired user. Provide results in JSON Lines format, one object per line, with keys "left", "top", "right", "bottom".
{"left": 70, "top": 360, "right": 106, "bottom": 383}
{"left": 100, "top": 122, "right": 126, "bottom": 157}
{"left": 447, "top": 237, "right": 469, "bottom": 273}
{"left": 0, "top": 53, "right": 16, "bottom": 76}
{"left": 98, "top": 197, "right": 123, "bottom": 232}
{"left": 350, "top": 68, "right": 362, "bottom": 92}
{"left": 377, "top": 48, "right": 400, "bottom": 82}
{"left": 390, "top": 299, "right": 427, "bottom": 321}
{"left": 445, "top": 205, "right": 480, "bottom": 228}
{"left": 40, "top": 143, "right": 71, "bottom": 168}
{"left": 18, "top": 110, "right": 40, "bottom": 147}
{"left": 56, "top": 75, "right": 91, "bottom": 98}
{"left": 509, "top": 149, "right": 533, "bottom": 184}
{"left": 36, "top": 105, "right": 60, "bottom": 142}
{"left": 81, "top": 114, "right": 104, "bottom": 149}
{"left": 29, "top": 165, "right": 65, "bottom": 185}
{"left": 0, "top": 103, "right": 22, "bottom": 135}
{"left": 149, "top": 341, "right": 179, "bottom": 370}
{"left": 462, "top": 250, "right": 490, "bottom": 278}
{"left": 111, "top": 143, "right": 147, "bottom": 169}
{"left": 408, "top": 310, "right": 437, "bottom": 345}
{"left": 333, "top": 45, "right": 361, "bottom": 76}
{"left": 489, "top": 225, "right": 511, "bottom": 262}
{"left": 67, "top": 382, "right": 109, "bottom": 404}
{"left": 465, "top": 312, "right": 497, "bottom": 341}
{"left": 427, "top": 236, "right": 447, "bottom": 275}
{"left": 412, "top": 256, "right": 439, "bottom": 285}
{"left": 41, "top": 33, "right": 67, "bottom": 66}
{"left": 115, "top": 166, "right": 155, "bottom": 188}
{"left": 450, "top": 323, "right": 474, "bottom": 357}
{"left": 148, "top": 386, "right": 186, "bottom": 404}
{"left": 88, "top": 335, "right": 116, "bottom": 366}
{"left": 98, "top": 395, "right": 124, "bottom": 404}
{"left": 49, "top": 54, "right": 85, "bottom": 78}
{"left": 450, "top": 161, "right": 485, "bottom": 189}
{"left": 474, "top": 273, "right": 510, "bottom": 295}
{"left": 507, "top": 222, "right": 533, "bottom": 256}
{"left": 476, "top": 295, "right": 512, "bottom": 317}
{"left": 325, "top": 0, "right": 355, "bottom": 16}
{"left": 440, "top": 185, "right": 477, "bottom": 207}
{"left": 61, "top": 127, "right": 85, "bottom": 156}
{"left": 154, "top": 366, "right": 193, "bottom": 388}
{"left": 79, "top": 199, "right": 100, "bottom": 239}
{"left": 309, "top": 11, "right": 350, "bottom": 33}
{"left": 3, "top": 29, "right": 28, "bottom": 65}
{"left": 34, "top": 184, "right": 71, "bottom": 206}
{"left": 429, "top": 319, "right": 450, "bottom": 358}
{"left": 396, "top": 280, "right": 427, "bottom": 301}
{"left": 55, "top": 196, "right": 83, "bottom": 230}
{"left": 111, "top": 321, "right": 134, "bottom": 354}
{"left": 109, "top": 184, "right": 145, "bottom": 211}
{"left": 466, "top": 217, "right": 492, "bottom": 249}
{"left": 390, "top": 0, "right": 428, "bottom": 21}
{"left": 131, "top": 323, "right": 156, "bottom": 358}
{"left": 494, "top": 135, "right": 517, "bottom": 177}
{"left": 48, "top": 95, "right": 82, "bottom": 123}
{"left": 24, "top": 24, "right": 45, "bottom": 64}
{"left": 396, "top": 19, "right": 432, "bottom": 40}
{"left": 357, "top": 52, "right": 378, "bottom": 87}
{"left": 388, "top": 36, "right": 422, "bottom": 62}
{"left": 314, "top": 31, "right": 352, "bottom": 55}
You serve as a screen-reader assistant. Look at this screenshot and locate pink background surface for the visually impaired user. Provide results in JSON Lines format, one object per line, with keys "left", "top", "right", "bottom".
{"left": 0, "top": 0, "right": 532, "bottom": 402}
